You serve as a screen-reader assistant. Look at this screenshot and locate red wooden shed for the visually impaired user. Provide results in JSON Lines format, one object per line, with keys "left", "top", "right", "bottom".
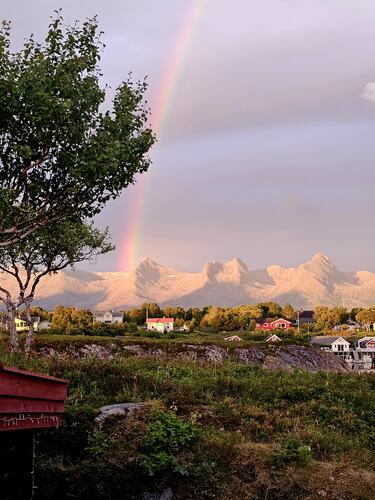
{"left": 0, "top": 365, "right": 68, "bottom": 431}
{"left": 0, "top": 365, "right": 68, "bottom": 499}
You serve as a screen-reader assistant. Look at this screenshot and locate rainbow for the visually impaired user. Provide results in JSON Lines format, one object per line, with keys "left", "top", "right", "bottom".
{"left": 120, "top": 0, "right": 206, "bottom": 271}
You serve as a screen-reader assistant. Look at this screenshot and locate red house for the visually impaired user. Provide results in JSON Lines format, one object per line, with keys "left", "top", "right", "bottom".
{"left": 255, "top": 317, "right": 293, "bottom": 331}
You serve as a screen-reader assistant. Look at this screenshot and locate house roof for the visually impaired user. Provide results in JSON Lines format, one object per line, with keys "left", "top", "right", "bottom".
{"left": 16, "top": 316, "right": 40, "bottom": 322}
{"left": 146, "top": 318, "right": 174, "bottom": 323}
{"left": 94, "top": 311, "right": 123, "bottom": 317}
{"left": 311, "top": 336, "right": 349, "bottom": 346}
{"left": 299, "top": 310, "right": 314, "bottom": 318}
{"left": 224, "top": 335, "right": 243, "bottom": 341}
{"left": 256, "top": 317, "right": 291, "bottom": 324}
{"left": 265, "top": 334, "right": 282, "bottom": 342}
{"left": 358, "top": 336, "right": 375, "bottom": 346}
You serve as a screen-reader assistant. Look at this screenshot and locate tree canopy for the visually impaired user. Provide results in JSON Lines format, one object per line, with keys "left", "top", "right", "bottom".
{"left": 0, "top": 13, "right": 155, "bottom": 246}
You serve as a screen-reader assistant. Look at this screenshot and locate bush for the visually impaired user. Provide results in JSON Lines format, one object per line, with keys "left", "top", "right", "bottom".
{"left": 41, "top": 322, "right": 138, "bottom": 337}
{"left": 273, "top": 437, "right": 312, "bottom": 467}
{"left": 141, "top": 410, "right": 201, "bottom": 476}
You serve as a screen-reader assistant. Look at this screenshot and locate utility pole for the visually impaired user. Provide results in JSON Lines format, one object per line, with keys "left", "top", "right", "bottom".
{"left": 297, "top": 310, "right": 300, "bottom": 332}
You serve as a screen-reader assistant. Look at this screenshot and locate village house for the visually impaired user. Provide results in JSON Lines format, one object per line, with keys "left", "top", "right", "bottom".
{"left": 94, "top": 311, "right": 123, "bottom": 324}
{"left": 38, "top": 320, "right": 51, "bottom": 330}
{"left": 333, "top": 320, "right": 362, "bottom": 332}
{"left": 146, "top": 317, "right": 174, "bottom": 333}
{"left": 265, "top": 333, "right": 282, "bottom": 342}
{"left": 356, "top": 336, "right": 375, "bottom": 351}
{"left": 297, "top": 310, "right": 314, "bottom": 326}
{"left": 311, "top": 336, "right": 350, "bottom": 354}
{"left": 224, "top": 335, "right": 243, "bottom": 342}
{"left": 255, "top": 317, "right": 293, "bottom": 331}
{"left": 15, "top": 316, "right": 40, "bottom": 332}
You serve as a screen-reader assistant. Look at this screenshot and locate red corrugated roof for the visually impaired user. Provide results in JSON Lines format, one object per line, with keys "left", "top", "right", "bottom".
{"left": 146, "top": 318, "right": 174, "bottom": 323}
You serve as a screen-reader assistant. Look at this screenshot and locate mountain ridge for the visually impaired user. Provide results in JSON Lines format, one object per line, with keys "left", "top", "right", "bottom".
{"left": 1, "top": 253, "right": 375, "bottom": 310}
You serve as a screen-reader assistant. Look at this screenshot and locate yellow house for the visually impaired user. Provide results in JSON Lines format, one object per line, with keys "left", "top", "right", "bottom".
{"left": 15, "top": 317, "right": 40, "bottom": 332}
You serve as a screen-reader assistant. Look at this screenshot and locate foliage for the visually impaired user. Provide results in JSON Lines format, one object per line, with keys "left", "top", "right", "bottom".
{"left": 20, "top": 306, "right": 51, "bottom": 321}
{"left": 0, "top": 13, "right": 154, "bottom": 247}
{"left": 314, "top": 306, "right": 348, "bottom": 330}
{"left": 51, "top": 306, "right": 93, "bottom": 333}
{"left": 142, "top": 410, "right": 201, "bottom": 476}
{"left": 0, "top": 343, "right": 374, "bottom": 499}
{"left": 126, "top": 302, "right": 163, "bottom": 325}
{"left": 200, "top": 305, "right": 263, "bottom": 332}
{"left": 355, "top": 307, "right": 375, "bottom": 331}
{"left": 0, "top": 203, "right": 113, "bottom": 352}
{"left": 47, "top": 321, "right": 138, "bottom": 337}
{"left": 273, "top": 437, "right": 312, "bottom": 467}
{"left": 257, "top": 302, "right": 283, "bottom": 318}
{"left": 283, "top": 303, "right": 296, "bottom": 321}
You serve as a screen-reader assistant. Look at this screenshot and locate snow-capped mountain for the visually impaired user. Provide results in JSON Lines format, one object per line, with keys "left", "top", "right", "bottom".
{"left": 2, "top": 253, "right": 375, "bottom": 310}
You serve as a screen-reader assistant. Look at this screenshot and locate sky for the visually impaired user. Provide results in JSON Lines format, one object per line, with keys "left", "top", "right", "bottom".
{"left": 3, "top": 0, "right": 375, "bottom": 273}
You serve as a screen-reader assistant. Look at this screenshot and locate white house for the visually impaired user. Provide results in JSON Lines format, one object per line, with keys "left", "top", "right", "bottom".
{"left": 38, "top": 320, "right": 51, "bottom": 330}
{"left": 265, "top": 333, "right": 282, "bottom": 343}
{"left": 311, "top": 336, "right": 350, "bottom": 354}
{"left": 15, "top": 316, "right": 40, "bottom": 332}
{"left": 224, "top": 335, "right": 243, "bottom": 342}
{"left": 356, "top": 336, "right": 375, "bottom": 351}
{"left": 94, "top": 311, "right": 123, "bottom": 324}
{"left": 146, "top": 318, "right": 174, "bottom": 333}
{"left": 333, "top": 320, "right": 361, "bottom": 332}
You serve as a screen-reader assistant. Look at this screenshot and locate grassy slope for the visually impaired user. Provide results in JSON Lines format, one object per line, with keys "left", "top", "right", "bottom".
{"left": 1, "top": 339, "right": 374, "bottom": 499}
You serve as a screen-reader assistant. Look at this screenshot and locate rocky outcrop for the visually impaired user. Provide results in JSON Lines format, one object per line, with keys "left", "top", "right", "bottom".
{"left": 42, "top": 342, "right": 350, "bottom": 372}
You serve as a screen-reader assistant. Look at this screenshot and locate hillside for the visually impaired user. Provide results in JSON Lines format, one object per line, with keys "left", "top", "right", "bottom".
{"left": 2, "top": 253, "right": 375, "bottom": 309}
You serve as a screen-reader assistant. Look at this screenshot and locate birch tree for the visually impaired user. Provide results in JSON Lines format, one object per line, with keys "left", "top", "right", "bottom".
{"left": 0, "top": 220, "right": 113, "bottom": 351}
{"left": 0, "top": 13, "right": 154, "bottom": 247}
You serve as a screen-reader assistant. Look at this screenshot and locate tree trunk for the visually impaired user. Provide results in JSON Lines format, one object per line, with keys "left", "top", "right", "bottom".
{"left": 6, "top": 302, "right": 18, "bottom": 352}
{"left": 25, "top": 299, "right": 34, "bottom": 353}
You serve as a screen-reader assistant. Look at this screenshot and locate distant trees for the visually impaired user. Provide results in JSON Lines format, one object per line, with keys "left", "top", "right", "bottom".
{"left": 51, "top": 306, "right": 93, "bottom": 333}
{"left": 283, "top": 304, "right": 296, "bottom": 321}
{"left": 200, "top": 305, "right": 263, "bottom": 332}
{"left": 355, "top": 308, "right": 375, "bottom": 332}
{"left": 20, "top": 306, "right": 51, "bottom": 322}
{"left": 313, "top": 306, "right": 348, "bottom": 331}
{"left": 257, "top": 302, "right": 283, "bottom": 318}
{"left": 126, "top": 302, "right": 163, "bottom": 325}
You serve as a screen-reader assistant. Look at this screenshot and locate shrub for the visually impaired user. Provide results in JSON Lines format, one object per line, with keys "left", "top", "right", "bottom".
{"left": 141, "top": 410, "right": 201, "bottom": 476}
{"left": 273, "top": 437, "right": 312, "bottom": 467}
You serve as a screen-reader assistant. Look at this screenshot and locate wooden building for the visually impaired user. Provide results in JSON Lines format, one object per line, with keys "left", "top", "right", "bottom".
{"left": 0, "top": 365, "right": 68, "bottom": 499}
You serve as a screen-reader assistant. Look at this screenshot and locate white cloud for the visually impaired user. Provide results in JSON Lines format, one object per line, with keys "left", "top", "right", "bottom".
{"left": 361, "top": 82, "right": 375, "bottom": 103}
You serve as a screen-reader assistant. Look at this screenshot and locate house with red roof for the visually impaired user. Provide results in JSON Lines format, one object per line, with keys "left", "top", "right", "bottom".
{"left": 255, "top": 317, "right": 293, "bottom": 331}
{"left": 146, "top": 317, "right": 174, "bottom": 333}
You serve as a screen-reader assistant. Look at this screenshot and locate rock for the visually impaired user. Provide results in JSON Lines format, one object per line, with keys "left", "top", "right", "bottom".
{"left": 203, "top": 345, "right": 228, "bottom": 362}
{"left": 80, "top": 344, "right": 115, "bottom": 360}
{"left": 141, "top": 487, "right": 173, "bottom": 500}
{"left": 95, "top": 402, "right": 146, "bottom": 424}
{"left": 234, "top": 347, "right": 265, "bottom": 365}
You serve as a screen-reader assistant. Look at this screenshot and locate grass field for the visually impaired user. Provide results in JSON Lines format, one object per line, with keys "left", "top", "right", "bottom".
{"left": 1, "top": 339, "right": 374, "bottom": 499}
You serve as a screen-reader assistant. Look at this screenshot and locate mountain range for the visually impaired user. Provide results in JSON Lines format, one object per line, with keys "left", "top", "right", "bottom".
{"left": 2, "top": 252, "right": 375, "bottom": 310}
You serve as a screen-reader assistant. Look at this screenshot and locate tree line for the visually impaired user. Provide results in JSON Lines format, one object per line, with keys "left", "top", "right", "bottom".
{"left": 32, "top": 301, "right": 375, "bottom": 334}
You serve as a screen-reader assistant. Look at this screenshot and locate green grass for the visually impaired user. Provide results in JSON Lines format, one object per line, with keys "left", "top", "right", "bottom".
{"left": 1, "top": 341, "right": 374, "bottom": 499}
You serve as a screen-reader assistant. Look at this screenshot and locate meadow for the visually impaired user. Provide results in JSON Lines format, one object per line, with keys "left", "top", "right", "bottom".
{"left": 1, "top": 338, "right": 374, "bottom": 500}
